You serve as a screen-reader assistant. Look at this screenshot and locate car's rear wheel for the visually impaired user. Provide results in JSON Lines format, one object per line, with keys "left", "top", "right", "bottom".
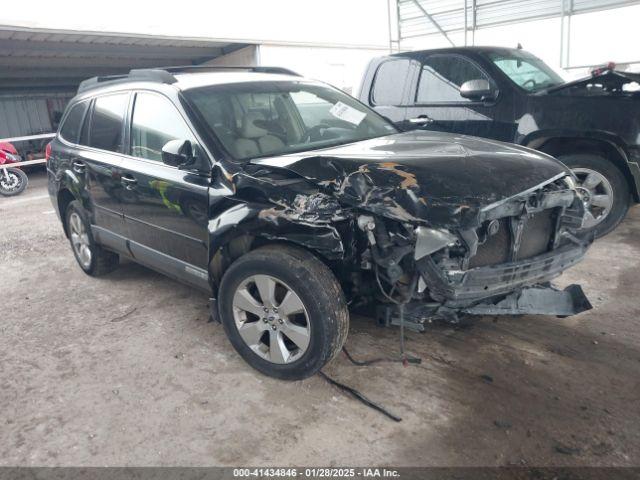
{"left": 559, "top": 153, "right": 631, "bottom": 238}
{"left": 218, "top": 244, "right": 349, "bottom": 380}
{"left": 65, "top": 201, "right": 119, "bottom": 276}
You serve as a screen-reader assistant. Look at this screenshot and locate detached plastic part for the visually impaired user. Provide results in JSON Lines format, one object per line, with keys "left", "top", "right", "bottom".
{"left": 375, "top": 283, "right": 592, "bottom": 332}
{"left": 462, "top": 284, "right": 592, "bottom": 317}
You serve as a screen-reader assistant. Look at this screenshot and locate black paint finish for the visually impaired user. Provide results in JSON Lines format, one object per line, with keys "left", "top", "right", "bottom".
{"left": 358, "top": 47, "right": 640, "bottom": 201}
{"left": 254, "top": 131, "right": 569, "bottom": 228}
{"left": 47, "top": 69, "right": 591, "bottom": 320}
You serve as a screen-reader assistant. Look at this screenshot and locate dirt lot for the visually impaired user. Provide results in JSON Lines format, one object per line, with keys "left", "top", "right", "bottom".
{"left": 1, "top": 170, "right": 639, "bottom": 467}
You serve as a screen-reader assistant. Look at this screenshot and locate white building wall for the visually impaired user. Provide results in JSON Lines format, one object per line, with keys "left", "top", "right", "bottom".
{"left": 205, "top": 46, "right": 259, "bottom": 67}
{"left": 256, "top": 44, "right": 388, "bottom": 95}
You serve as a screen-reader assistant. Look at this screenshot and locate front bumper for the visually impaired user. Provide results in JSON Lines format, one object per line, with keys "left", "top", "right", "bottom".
{"left": 417, "top": 242, "right": 588, "bottom": 308}
{"left": 377, "top": 283, "right": 592, "bottom": 332}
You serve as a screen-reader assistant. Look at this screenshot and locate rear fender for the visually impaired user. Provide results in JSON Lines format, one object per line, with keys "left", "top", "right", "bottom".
{"left": 56, "top": 169, "right": 93, "bottom": 225}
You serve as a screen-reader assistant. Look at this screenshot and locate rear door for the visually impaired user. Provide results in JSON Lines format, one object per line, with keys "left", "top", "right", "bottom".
{"left": 76, "top": 92, "right": 130, "bottom": 238}
{"left": 119, "top": 91, "right": 210, "bottom": 282}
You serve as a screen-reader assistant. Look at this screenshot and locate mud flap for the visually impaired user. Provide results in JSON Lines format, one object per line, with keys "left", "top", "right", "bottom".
{"left": 462, "top": 284, "right": 592, "bottom": 317}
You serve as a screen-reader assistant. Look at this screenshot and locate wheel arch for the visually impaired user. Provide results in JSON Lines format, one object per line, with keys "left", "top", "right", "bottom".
{"left": 57, "top": 188, "right": 79, "bottom": 237}
{"left": 207, "top": 202, "right": 347, "bottom": 291}
{"left": 524, "top": 132, "right": 640, "bottom": 202}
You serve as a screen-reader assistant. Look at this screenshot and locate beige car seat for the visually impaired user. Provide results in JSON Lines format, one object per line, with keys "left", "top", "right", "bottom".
{"left": 234, "top": 112, "right": 285, "bottom": 158}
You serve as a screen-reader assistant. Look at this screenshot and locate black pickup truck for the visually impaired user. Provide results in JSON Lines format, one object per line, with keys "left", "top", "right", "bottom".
{"left": 359, "top": 47, "right": 640, "bottom": 237}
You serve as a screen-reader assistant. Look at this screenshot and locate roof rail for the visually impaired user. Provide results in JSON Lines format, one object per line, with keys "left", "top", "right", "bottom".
{"left": 156, "top": 65, "right": 301, "bottom": 76}
{"left": 162, "top": 65, "right": 301, "bottom": 76}
{"left": 77, "top": 65, "right": 299, "bottom": 94}
{"left": 77, "top": 69, "right": 177, "bottom": 94}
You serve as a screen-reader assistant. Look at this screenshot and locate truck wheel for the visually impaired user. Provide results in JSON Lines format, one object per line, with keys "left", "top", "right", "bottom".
{"left": 65, "top": 201, "right": 119, "bottom": 276}
{"left": 218, "top": 244, "right": 349, "bottom": 380}
{"left": 559, "top": 154, "right": 631, "bottom": 238}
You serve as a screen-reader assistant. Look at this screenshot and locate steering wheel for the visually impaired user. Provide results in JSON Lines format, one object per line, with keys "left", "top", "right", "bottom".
{"left": 522, "top": 78, "right": 538, "bottom": 89}
{"left": 303, "top": 124, "right": 331, "bottom": 143}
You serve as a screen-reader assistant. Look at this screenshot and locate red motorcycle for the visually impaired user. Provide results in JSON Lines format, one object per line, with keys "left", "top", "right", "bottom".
{"left": 0, "top": 141, "right": 28, "bottom": 196}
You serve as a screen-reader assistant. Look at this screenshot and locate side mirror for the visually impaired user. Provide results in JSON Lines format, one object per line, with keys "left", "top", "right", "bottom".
{"left": 161, "top": 139, "right": 194, "bottom": 168}
{"left": 460, "top": 79, "right": 495, "bottom": 101}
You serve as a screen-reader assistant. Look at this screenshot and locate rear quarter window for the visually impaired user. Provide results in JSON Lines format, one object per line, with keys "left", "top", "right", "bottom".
{"left": 59, "top": 101, "right": 88, "bottom": 144}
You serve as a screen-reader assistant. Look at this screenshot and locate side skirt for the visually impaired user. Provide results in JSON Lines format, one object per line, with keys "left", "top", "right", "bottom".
{"left": 92, "top": 225, "right": 211, "bottom": 293}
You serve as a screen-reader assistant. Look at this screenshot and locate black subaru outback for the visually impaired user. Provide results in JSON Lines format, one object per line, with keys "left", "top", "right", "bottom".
{"left": 48, "top": 66, "right": 592, "bottom": 380}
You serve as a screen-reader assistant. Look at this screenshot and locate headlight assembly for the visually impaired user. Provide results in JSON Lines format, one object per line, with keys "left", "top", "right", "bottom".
{"left": 414, "top": 227, "right": 458, "bottom": 260}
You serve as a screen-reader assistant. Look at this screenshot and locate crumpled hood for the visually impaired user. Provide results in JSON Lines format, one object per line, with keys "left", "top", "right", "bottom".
{"left": 252, "top": 131, "right": 570, "bottom": 228}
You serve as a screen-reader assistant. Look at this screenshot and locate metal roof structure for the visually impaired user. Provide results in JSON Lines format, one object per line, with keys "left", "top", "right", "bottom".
{"left": 0, "top": 26, "right": 250, "bottom": 92}
{"left": 396, "top": 0, "right": 640, "bottom": 65}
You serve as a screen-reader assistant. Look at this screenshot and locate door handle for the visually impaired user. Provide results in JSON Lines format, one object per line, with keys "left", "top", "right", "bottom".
{"left": 121, "top": 175, "right": 138, "bottom": 189}
{"left": 408, "top": 115, "right": 434, "bottom": 125}
{"left": 72, "top": 160, "right": 86, "bottom": 173}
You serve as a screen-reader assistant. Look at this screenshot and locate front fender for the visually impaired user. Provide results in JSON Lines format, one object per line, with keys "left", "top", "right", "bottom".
{"left": 207, "top": 201, "right": 346, "bottom": 285}
{"left": 522, "top": 129, "right": 640, "bottom": 199}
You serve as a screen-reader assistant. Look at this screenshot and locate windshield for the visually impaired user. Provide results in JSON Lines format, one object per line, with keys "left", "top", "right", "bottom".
{"left": 487, "top": 51, "right": 565, "bottom": 92}
{"left": 184, "top": 81, "right": 397, "bottom": 161}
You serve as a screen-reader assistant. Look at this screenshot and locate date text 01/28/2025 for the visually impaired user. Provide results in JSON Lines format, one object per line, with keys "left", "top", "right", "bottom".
{"left": 232, "top": 468, "right": 400, "bottom": 478}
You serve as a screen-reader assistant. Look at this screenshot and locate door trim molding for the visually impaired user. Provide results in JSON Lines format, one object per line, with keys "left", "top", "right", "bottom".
{"left": 92, "top": 225, "right": 211, "bottom": 292}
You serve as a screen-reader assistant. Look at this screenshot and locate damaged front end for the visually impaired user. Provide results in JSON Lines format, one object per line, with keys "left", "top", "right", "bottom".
{"left": 354, "top": 174, "right": 593, "bottom": 330}
{"left": 237, "top": 133, "right": 594, "bottom": 330}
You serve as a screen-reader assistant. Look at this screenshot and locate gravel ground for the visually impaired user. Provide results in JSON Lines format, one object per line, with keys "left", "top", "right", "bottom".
{"left": 1, "top": 170, "right": 639, "bottom": 467}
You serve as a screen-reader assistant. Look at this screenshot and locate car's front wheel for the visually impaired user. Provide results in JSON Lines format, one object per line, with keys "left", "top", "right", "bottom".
{"left": 218, "top": 244, "right": 349, "bottom": 380}
{"left": 559, "top": 153, "right": 631, "bottom": 238}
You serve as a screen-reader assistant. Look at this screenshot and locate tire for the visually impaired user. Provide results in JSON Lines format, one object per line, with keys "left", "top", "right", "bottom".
{"left": 65, "top": 201, "right": 119, "bottom": 276}
{"left": 558, "top": 153, "right": 631, "bottom": 238}
{"left": 0, "top": 168, "right": 28, "bottom": 196}
{"left": 218, "top": 244, "right": 349, "bottom": 380}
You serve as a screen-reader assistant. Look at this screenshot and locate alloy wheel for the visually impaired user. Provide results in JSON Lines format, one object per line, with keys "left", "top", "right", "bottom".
{"left": 69, "top": 212, "right": 92, "bottom": 268}
{"left": 572, "top": 168, "right": 614, "bottom": 229}
{"left": 232, "top": 274, "right": 310, "bottom": 364}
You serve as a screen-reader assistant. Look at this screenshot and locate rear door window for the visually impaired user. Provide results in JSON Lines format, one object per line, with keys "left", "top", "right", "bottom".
{"left": 59, "top": 101, "right": 88, "bottom": 144}
{"left": 88, "top": 93, "right": 129, "bottom": 152}
{"left": 416, "top": 55, "right": 490, "bottom": 104}
{"left": 372, "top": 59, "right": 411, "bottom": 106}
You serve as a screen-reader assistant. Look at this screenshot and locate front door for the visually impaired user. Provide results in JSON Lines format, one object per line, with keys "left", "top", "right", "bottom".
{"left": 119, "top": 91, "right": 210, "bottom": 284}
{"left": 401, "top": 54, "right": 512, "bottom": 142}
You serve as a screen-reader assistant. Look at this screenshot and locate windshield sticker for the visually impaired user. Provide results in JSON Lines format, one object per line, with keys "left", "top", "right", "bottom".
{"left": 330, "top": 101, "right": 367, "bottom": 126}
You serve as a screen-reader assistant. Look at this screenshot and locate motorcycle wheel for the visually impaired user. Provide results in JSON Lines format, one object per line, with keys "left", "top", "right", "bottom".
{"left": 0, "top": 168, "right": 28, "bottom": 196}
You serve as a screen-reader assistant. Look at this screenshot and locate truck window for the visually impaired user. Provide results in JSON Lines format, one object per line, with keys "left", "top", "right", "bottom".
{"left": 416, "top": 55, "right": 489, "bottom": 104}
{"left": 372, "top": 59, "right": 411, "bottom": 106}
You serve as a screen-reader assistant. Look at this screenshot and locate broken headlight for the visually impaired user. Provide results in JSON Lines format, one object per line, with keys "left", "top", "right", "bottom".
{"left": 414, "top": 226, "right": 458, "bottom": 260}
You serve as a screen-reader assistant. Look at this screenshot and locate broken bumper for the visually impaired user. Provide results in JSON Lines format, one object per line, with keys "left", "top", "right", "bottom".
{"left": 462, "top": 283, "right": 592, "bottom": 316}
{"left": 417, "top": 243, "right": 588, "bottom": 308}
{"left": 374, "top": 242, "right": 594, "bottom": 330}
{"left": 377, "top": 283, "right": 592, "bottom": 332}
